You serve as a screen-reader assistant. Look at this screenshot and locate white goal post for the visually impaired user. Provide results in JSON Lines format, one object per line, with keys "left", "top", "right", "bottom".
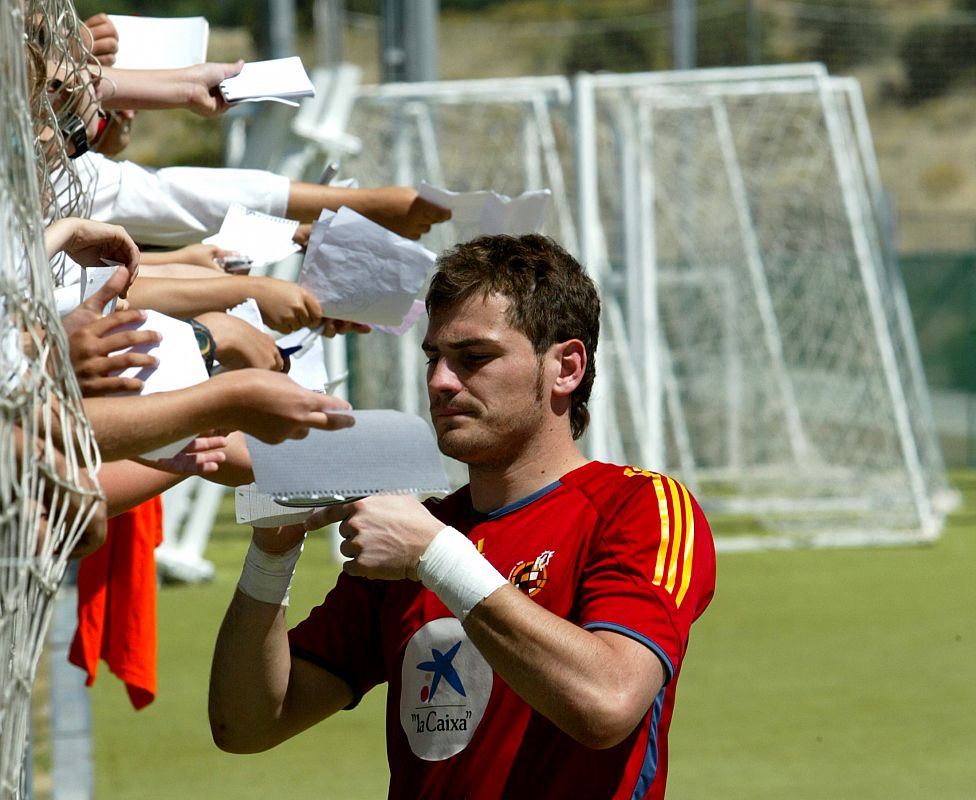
{"left": 574, "top": 64, "right": 951, "bottom": 548}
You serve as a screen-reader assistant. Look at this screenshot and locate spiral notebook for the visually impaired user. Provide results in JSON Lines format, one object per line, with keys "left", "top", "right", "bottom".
{"left": 219, "top": 56, "right": 315, "bottom": 107}
{"left": 245, "top": 409, "right": 451, "bottom": 508}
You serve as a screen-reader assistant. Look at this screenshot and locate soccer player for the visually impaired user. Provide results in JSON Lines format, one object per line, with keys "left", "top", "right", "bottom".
{"left": 209, "top": 234, "right": 716, "bottom": 799}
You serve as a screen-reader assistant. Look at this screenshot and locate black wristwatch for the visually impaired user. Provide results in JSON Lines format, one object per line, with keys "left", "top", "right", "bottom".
{"left": 187, "top": 318, "right": 217, "bottom": 375}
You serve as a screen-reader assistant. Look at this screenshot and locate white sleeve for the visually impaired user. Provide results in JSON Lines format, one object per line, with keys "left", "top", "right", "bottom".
{"left": 84, "top": 152, "right": 291, "bottom": 247}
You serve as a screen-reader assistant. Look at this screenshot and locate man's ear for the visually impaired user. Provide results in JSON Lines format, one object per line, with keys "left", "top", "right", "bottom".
{"left": 552, "top": 339, "right": 586, "bottom": 398}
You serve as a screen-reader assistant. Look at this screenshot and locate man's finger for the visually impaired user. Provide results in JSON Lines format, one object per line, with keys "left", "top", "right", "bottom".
{"left": 81, "top": 377, "right": 144, "bottom": 396}
{"left": 306, "top": 411, "right": 355, "bottom": 432}
{"left": 97, "top": 329, "right": 160, "bottom": 355}
{"left": 87, "top": 308, "right": 149, "bottom": 335}
{"left": 305, "top": 502, "right": 354, "bottom": 530}
{"left": 82, "top": 267, "right": 129, "bottom": 312}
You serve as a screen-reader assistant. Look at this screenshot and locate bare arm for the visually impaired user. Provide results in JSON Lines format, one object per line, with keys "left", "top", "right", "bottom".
{"left": 99, "top": 459, "right": 185, "bottom": 517}
{"left": 126, "top": 276, "right": 322, "bottom": 334}
{"left": 84, "top": 369, "right": 352, "bottom": 461}
{"left": 209, "top": 573, "right": 354, "bottom": 753}
{"left": 462, "top": 588, "right": 663, "bottom": 748}
{"left": 285, "top": 184, "right": 451, "bottom": 240}
{"left": 100, "top": 62, "right": 243, "bottom": 116}
{"left": 139, "top": 243, "right": 236, "bottom": 272}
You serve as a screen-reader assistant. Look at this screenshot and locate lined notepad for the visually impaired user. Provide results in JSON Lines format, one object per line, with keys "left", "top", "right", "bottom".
{"left": 246, "top": 409, "right": 450, "bottom": 507}
{"left": 219, "top": 57, "right": 315, "bottom": 107}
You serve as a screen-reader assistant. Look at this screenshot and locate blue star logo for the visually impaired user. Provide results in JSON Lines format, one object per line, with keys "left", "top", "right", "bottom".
{"left": 416, "top": 640, "right": 466, "bottom": 702}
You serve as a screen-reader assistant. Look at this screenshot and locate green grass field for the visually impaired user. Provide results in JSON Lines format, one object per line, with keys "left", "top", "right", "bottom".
{"left": 89, "top": 472, "right": 976, "bottom": 798}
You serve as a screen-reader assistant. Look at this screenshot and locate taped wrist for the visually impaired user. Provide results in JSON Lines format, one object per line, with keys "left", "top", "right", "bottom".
{"left": 417, "top": 526, "right": 507, "bottom": 622}
{"left": 237, "top": 535, "right": 306, "bottom": 606}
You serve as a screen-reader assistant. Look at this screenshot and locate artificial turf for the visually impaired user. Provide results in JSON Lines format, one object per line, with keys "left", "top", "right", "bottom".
{"left": 89, "top": 472, "right": 976, "bottom": 798}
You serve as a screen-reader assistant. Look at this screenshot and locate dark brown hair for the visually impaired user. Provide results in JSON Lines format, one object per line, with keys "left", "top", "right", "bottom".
{"left": 427, "top": 234, "right": 600, "bottom": 439}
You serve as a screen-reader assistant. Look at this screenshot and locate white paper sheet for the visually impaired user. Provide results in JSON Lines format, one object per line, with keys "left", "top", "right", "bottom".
{"left": 418, "top": 182, "right": 551, "bottom": 235}
{"left": 55, "top": 264, "right": 121, "bottom": 317}
{"left": 298, "top": 207, "right": 436, "bottom": 328}
{"left": 81, "top": 264, "right": 121, "bottom": 315}
{"left": 109, "top": 310, "right": 210, "bottom": 458}
{"left": 108, "top": 15, "right": 209, "bottom": 70}
{"left": 226, "top": 297, "right": 265, "bottom": 332}
{"left": 203, "top": 203, "right": 301, "bottom": 269}
{"left": 218, "top": 56, "right": 315, "bottom": 107}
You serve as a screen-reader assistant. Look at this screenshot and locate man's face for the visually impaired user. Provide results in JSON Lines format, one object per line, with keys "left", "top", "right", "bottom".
{"left": 423, "top": 293, "right": 547, "bottom": 466}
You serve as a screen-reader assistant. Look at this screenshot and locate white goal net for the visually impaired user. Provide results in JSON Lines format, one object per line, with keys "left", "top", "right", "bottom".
{"left": 576, "top": 64, "right": 950, "bottom": 548}
{"left": 1, "top": 0, "right": 103, "bottom": 795}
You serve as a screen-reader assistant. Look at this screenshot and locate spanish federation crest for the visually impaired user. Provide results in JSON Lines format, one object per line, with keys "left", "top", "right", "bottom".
{"left": 508, "top": 550, "right": 554, "bottom": 597}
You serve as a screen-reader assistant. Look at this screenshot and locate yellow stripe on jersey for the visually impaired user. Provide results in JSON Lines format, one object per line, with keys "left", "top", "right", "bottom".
{"left": 641, "top": 471, "right": 696, "bottom": 608}
{"left": 675, "top": 481, "right": 696, "bottom": 608}
{"left": 651, "top": 474, "right": 671, "bottom": 586}
{"left": 664, "top": 476, "right": 684, "bottom": 594}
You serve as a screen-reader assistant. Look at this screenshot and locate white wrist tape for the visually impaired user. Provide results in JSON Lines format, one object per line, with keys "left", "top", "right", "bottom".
{"left": 237, "top": 535, "right": 306, "bottom": 606}
{"left": 417, "top": 526, "right": 508, "bottom": 622}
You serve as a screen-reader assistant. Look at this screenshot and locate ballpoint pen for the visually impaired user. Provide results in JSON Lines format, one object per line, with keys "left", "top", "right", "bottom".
{"left": 318, "top": 162, "right": 339, "bottom": 185}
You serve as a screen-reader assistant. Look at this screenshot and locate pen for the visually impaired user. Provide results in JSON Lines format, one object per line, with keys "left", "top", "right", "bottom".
{"left": 318, "top": 162, "right": 339, "bottom": 185}
{"left": 277, "top": 323, "right": 325, "bottom": 362}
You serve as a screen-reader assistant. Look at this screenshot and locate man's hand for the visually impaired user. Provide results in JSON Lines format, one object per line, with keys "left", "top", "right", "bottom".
{"left": 144, "top": 435, "right": 229, "bottom": 476}
{"left": 14, "top": 426, "right": 106, "bottom": 559}
{"left": 349, "top": 187, "right": 451, "bottom": 240}
{"left": 248, "top": 277, "right": 323, "bottom": 335}
{"left": 63, "top": 269, "right": 160, "bottom": 396}
{"left": 214, "top": 369, "right": 354, "bottom": 443}
{"left": 195, "top": 311, "right": 284, "bottom": 372}
{"left": 292, "top": 223, "right": 313, "bottom": 251}
{"left": 170, "top": 243, "right": 237, "bottom": 271}
{"left": 45, "top": 218, "right": 140, "bottom": 295}
{"left": 67, "top": 308, "right": 160, "bottom": 396}
{"left": 180, "top": 61, "right": 244, "bottom": 116}
{"left": 305, "top": 495, "right": 444, "bottom": 581}
{"left": 320, "top": 319, "right": 371, "bottom": 337}
{"left": 81, "top": 13, "right": 119, "bottom": 66}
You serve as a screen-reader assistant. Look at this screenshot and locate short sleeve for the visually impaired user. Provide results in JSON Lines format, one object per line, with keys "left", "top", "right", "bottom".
{"left": 577, "top": 472, "right": 715, "bottom": 681}
{"left": 288, "top": 572, "right": 388, "bottom": 705}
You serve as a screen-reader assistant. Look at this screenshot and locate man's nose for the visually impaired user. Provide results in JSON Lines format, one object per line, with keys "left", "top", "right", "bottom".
{"left": 427, "top": 358, "right": 461, "bottom": 394}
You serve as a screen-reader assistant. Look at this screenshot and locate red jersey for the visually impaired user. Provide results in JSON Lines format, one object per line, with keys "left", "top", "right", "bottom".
{"left": 289, "top": 461, "right": 715, "bottom": 799}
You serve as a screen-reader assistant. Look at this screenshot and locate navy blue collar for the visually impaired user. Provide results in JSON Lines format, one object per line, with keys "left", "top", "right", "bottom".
{"left": 472, "top": 479, "right": 563, "bottom": 523}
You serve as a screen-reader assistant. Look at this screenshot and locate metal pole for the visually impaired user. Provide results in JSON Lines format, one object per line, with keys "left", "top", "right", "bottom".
{"left": 268, "top": 0, "right": 296, "bottom": 59}
{"left": 405, "top": 0, "right": 438, "bottom": 82}
{"left": 314, "top": 0, "right": 346, "bottom": 65}
{"left": 382, "top": 0, "right": 438, "bottom": 82}
{"left": 672, "top": 0, "right": 696, "bottom": 70}
{"left": 747, "top": 0, "right": 761, "bottom": 65}
{"left": 381, "top": 0, "right": 406, "bottom": 82}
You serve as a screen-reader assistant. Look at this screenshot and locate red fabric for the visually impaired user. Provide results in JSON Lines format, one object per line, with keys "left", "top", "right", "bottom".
{"left": 289, "top": 461, "right": 716, "bottom": 800}
{"left": 69, "top": 496, "right": 163, "bottom": 710}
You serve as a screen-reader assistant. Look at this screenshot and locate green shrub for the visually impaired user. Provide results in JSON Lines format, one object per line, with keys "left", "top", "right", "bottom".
{"left": 899, "top": 20, "right": 976, "bottom": 104}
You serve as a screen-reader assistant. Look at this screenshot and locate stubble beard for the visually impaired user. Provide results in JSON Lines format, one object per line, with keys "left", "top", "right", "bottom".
{"left": 434, "top": 358, "right": 548, "bottom": 467}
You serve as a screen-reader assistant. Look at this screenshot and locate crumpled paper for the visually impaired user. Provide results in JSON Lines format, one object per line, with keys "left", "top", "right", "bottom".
{"left": 298, "top": 206, "right": 436, "bottom": 328}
